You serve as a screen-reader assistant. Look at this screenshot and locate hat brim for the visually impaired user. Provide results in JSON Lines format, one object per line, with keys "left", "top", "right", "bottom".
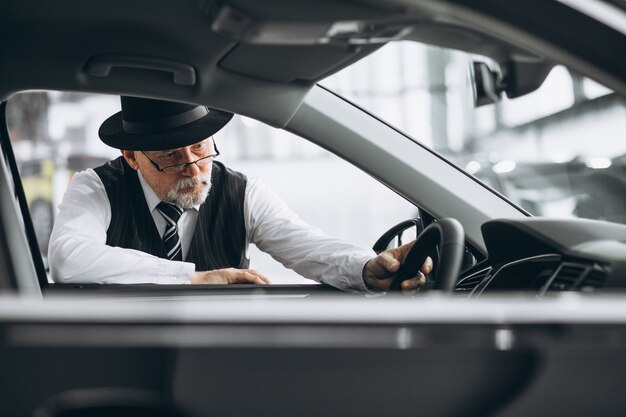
{"left": 98, "top": 107, "right": 233, "bottom": 151}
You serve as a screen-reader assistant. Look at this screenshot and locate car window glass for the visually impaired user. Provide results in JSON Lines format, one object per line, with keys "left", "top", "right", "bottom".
{"left": 6, "top": 92, "right": 418, "bottom": 284}
{"left": 323, "top": 41, "right": 626, "bottom": 224}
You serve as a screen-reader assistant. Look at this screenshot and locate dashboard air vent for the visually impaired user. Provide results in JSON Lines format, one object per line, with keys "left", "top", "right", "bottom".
{"left": 455, "top": 267, "right": 491, "bottom": 293}
{"left": 580, "top": 268, "right": 608, "bottom": 290}
{"left": 548, "top": 264, "right": 586, "bottom": 291}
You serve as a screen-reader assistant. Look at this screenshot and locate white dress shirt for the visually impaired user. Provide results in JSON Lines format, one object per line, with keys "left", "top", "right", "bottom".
{"left": 49, "top": 168, "right": 375, "bottom": 292}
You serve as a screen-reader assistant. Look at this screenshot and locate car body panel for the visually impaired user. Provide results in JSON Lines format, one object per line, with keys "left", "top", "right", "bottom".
{"left": 1, "top": 295, "right": 626, "bottom": 416}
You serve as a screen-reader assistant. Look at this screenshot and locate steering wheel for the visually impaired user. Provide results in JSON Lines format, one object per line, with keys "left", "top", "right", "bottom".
{"left": 382, "top": 218, "right": 465, "bottom": 292}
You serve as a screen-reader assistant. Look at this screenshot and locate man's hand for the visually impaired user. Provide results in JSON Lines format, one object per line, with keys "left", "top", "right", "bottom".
{"left": 363, "top": 241, "right": 433, "bottom": 292}
{"left": 191, "top": 268, "right": 271, "bottom": 285}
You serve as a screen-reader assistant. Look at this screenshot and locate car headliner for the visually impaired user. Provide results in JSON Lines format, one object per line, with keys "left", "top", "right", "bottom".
{"left": 0, "top": 0, "right": 624, "bottom": 129}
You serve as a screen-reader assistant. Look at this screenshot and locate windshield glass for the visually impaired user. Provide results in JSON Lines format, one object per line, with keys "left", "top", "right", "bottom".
{"left": 323, "top": 42, "right": 626, "bottom": 223}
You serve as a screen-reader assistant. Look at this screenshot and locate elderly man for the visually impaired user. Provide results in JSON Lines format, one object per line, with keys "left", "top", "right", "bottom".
{"left": 49, "top": 96, "right": 431, "bottom": 292}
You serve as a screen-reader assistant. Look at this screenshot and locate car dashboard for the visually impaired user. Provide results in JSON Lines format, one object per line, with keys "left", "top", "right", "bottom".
{"left": 42, "top": 217, "right": 626, "bottom": 300}
{"left": 457, "top": 218, "right": 626, "bottom": 296}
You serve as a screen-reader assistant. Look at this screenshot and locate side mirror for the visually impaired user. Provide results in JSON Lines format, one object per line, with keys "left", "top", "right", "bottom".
{"left": 469, "top": 61, "right": 504, "bottom": 107}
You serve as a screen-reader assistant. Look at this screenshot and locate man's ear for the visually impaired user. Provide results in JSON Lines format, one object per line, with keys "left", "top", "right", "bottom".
{"left": 121, "top": 150, "right": 139, "bottom": 170}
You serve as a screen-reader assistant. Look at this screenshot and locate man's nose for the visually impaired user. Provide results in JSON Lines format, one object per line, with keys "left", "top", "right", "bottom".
{"left": 179, "top": 148, "right": 201, "bottom": 176}
{"left": 181, "top": 160, "right": 201, "bottom": 176}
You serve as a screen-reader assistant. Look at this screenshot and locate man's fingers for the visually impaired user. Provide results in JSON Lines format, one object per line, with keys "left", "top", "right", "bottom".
{"left": 230, "top": 270, "right": 270, "bottom": 285}
{"left": 400, "top": 257, "right": 431, "bottom": 291}
{"left": 241, "top": 272, "right": 263, "bottom": 285}
{"left": 421, "top": 256, "right": 433, "bottom": 275}
{"left": 400, "top": 272, "right": 426, "bottom": 290}
{"left": 247, "top": 269, "right": 271, "bottom": 284}
{"left": 379, "top": 253, "right": 400, "bottom": 274}
{"left": 392, "top": 240, "right": 416, "bottom": 261}
{"left": 191, "top": 268, "right": 271, "bottom": 285}
{"left": 363, "top": 242, "right": 409, "bottom": 291}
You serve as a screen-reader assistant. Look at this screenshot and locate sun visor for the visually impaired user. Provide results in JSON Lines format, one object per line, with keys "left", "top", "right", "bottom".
{"left": 207, "top": 1, "right": 414, "bottom": 82}
{"left": 218, "top": 42, "right": 382, "bottom": 83}
{"left": 211, "top": 5, "right": 413, "bottom": 46}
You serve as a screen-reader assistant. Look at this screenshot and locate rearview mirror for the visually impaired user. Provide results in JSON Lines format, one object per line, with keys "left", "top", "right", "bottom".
{"left": 469, "top": 61, "right": 503, "bottom": 107}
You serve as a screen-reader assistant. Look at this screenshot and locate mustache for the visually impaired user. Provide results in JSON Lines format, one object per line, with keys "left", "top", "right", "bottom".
{"left": 166, "top": 171, "right": 213, "bottom": 209}
{"left": 172, "top": 172, "right": 211, "bottom": 193}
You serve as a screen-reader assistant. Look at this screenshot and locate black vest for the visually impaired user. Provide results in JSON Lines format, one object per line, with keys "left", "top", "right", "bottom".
{"left": 94, "top": 157, "right": 249, "bottom": 270}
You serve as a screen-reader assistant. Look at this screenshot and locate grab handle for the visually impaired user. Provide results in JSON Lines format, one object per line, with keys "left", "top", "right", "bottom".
{"left": 85, "top": 54, "right": 196, "bottom": 86}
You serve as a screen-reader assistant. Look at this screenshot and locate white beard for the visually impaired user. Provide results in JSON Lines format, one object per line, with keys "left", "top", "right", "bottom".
{"left": 167, "top": 172, "right": 212, "bottom": 209}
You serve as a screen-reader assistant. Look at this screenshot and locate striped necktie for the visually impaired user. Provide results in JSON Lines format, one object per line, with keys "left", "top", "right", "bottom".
{"left": 157, "top": 202, "right": 184, "bottom": 261}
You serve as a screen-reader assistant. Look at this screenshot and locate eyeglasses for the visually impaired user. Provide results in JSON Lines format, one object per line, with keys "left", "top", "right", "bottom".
{"left": 142, "top": 139, "right": 220, "bottom": 175}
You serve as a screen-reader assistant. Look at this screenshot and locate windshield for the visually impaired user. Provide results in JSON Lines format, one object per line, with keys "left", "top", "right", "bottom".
{"left": 323, "top": 42, "right": 626, "bottom": 223}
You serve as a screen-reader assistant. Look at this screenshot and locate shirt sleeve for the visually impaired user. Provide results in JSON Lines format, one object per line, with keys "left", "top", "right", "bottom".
{"left": 48, "top": 169, "right": 195, "bottom": 284}
{"left": 244, "top": 177, "right": 376, "bottom": 292}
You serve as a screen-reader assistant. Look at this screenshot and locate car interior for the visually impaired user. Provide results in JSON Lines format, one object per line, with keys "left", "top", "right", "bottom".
{"left": 2, "top": 0, "right": 624, "bottom": 297}
{"left": 1, "top": 1, "right": 626, "bottom": 416}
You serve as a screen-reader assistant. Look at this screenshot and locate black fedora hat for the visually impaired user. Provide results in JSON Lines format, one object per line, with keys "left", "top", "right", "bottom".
{"left": 99, "top": 96, "right": 233, "bottom": 151}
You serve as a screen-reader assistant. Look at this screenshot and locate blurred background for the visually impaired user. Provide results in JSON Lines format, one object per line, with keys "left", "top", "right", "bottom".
{"left": 7, "top": 42, "right": 626, "bottom": 283}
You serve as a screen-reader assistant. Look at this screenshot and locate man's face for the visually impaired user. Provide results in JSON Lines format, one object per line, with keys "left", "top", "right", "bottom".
{"left": 125, "top": 138, "right": 215, "bottom": 208}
